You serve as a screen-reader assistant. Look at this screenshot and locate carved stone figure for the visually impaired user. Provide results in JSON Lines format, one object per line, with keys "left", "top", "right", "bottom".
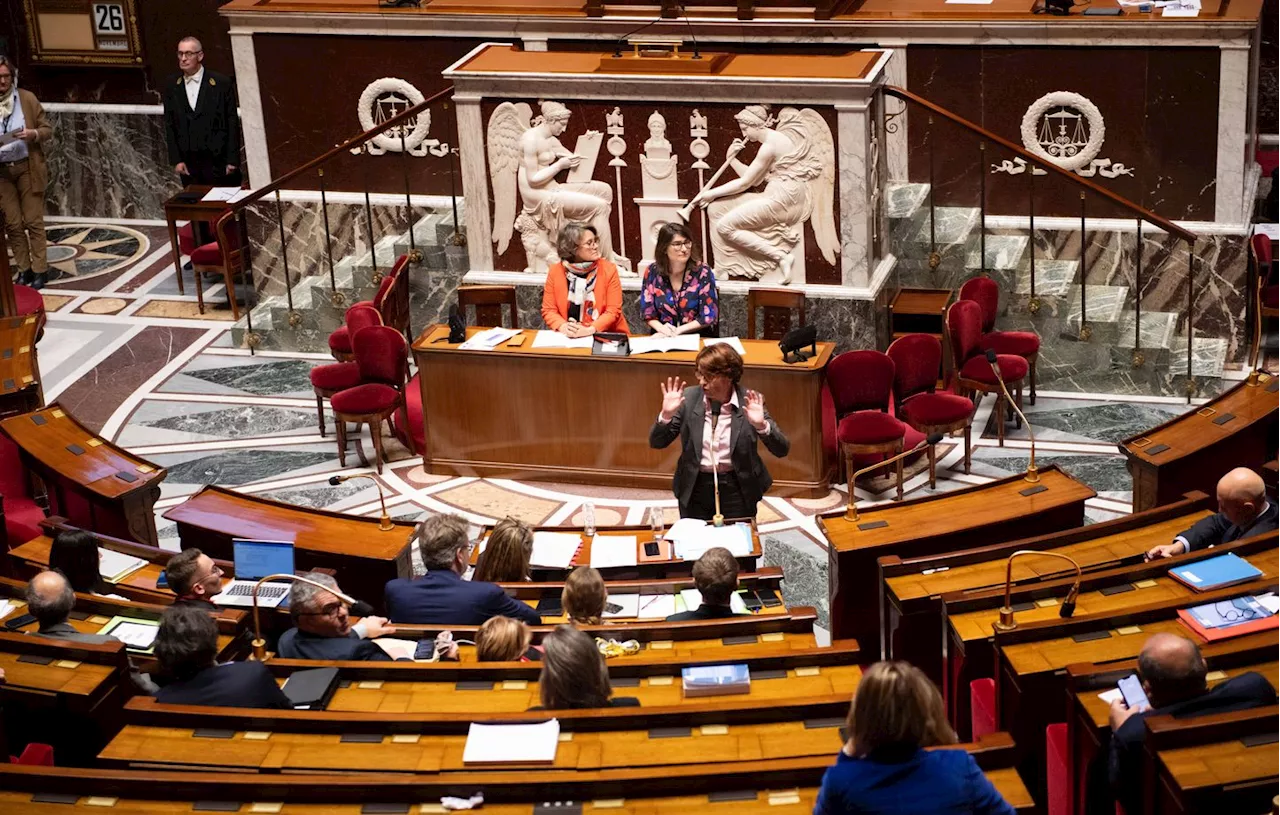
{"left": 689, "top": 105, "right": 838, "bottom": 285}
{"left": 640, "top": 111, "right": 679, "bottom": 199}
{"left": 487, "top": 100, "right": 615, "bottom": 274}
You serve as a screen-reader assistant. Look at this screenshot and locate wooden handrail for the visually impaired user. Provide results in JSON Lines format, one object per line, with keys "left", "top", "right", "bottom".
{"left": 882, "top": 85, "right": 1197, "bottom": 244}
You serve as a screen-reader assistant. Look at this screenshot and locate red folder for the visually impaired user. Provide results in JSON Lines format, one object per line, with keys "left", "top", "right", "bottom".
{"left": 1176, "top": 607, "right": 1279, "bottom": 642}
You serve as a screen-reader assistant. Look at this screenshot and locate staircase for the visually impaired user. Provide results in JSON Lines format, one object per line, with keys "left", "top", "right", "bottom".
{"left": 888, "top": 181, "right": 1228, "bottom": 396}
{"left": 231, "top": 203, "right": 468, "bottom": 353}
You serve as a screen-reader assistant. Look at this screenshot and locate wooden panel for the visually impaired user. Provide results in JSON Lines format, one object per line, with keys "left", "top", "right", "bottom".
{"left": 414, "top": 325, "right": 834, "bottom": 495}
{"left": 0, "top": 315, "right": 43, "bottom": 417}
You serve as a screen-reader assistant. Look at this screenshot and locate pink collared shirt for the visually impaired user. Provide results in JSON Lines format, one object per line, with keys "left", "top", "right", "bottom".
{"left": 700, "top": 392, "right": 738, "bottom": 473}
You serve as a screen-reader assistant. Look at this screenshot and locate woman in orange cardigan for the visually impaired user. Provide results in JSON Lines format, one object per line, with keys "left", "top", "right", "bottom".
{"left": 541, "top": 223, "right": 629, "bottom": 337}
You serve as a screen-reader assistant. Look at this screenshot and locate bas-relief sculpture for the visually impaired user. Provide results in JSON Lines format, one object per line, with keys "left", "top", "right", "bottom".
{"left": 992, "top": 91, "right": 1135, "bottom": 180}
{"left": 484, "top": 101, "right": 840, "bottom": 285}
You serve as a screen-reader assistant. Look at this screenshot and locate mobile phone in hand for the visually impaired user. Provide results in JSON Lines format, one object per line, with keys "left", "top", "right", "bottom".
{"left": 1118, "top": 674, "right": 1149, "bottom": 710}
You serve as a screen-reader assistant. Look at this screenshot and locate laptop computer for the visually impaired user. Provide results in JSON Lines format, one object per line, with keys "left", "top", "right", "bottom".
{"left": 212, "top": 540, "right": 295, "bottom": 608}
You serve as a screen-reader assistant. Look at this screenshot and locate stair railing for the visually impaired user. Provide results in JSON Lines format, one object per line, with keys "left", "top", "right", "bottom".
{"left": 881, "top": 85, "right": 1201, "bottom": 400}
{"left": 214, "top": 85, "right": 456, "bottom": 353}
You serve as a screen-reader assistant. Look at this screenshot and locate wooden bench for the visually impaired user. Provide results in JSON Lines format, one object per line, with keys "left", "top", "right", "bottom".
{"left": 1145, "top": 706, "right": 1279, "bottom": 815}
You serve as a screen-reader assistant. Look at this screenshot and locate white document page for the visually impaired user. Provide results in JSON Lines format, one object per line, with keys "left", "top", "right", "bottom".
{"left": 629, "top": 334, "right": 701, "bottom": 355}
{"left": 665, "top": 517, "right": 708, "bottom": 543}
{"left": 530, "top": 532, "right": 582, "bottom": 568}
{"left": 638, "top": 593, "right": 678, "bottom": 619}
{"left": 463, "top": 719, "right": 560, "bottom": 764}
{"left": 674, "top": 523, "right": 754, "bottom": 561}
{"left": 0, "top": 600, "right": 14, "bottom": 620}
{"left": 703, "top": 336, "right": 746, "bottom": 355}
{"left": 228, "top": 188, "right": 256, "bottom": 204}
{"left": 590, "top": 535, "right": 638, "bottom": 569}
{"left": 372, "top": 637, "right": 420, "bottom": 661}
{"left": 459, "top": 327, "right": 520, "bottom": 351}
{"left": 602, "top": 593, "right": 640, "bottom": 618}
{"left": 200, "top": 186, "right": 242, "bottom": 202}
{"left": 678, "top": 587, "right": 748, "bottom": 614}
{"left": 531, "top": 331, "right": 593, "bottom": 350}
{"left": 98, "top": 548, "right": 147, "bottom": 583}
{"left": 1097, "top": 688, "right": 1124, "bottom": 704}
{"left": 100, "top": 619, "right": 159, "bottom": 649}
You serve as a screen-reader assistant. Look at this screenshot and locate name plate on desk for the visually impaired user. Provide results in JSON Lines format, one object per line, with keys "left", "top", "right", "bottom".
{"left": 857, "top": 520, "right": 889, "bottom": 531}
{"left": 1145, "top": 444, "right": 1170, "bottom": 455}
{"left": 1212, "top": 412, "right": 1237, "bottom": 425}
{"left": 1019, "top": 484, "right": 1049, "bottom": 496}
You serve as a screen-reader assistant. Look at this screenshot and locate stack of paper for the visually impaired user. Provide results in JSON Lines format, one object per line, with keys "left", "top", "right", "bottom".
{"left": 97, "top": 616, "right": 160, "bottom": 653}
{"left": 668, "top": 521, "right": 754, "bottom": 561}
{"left": 530, "top": 532, "right": 582, "bottom": 569}
{"left": 590, "top": 535, "right": 638, "bottom": 569}
{"left": 98, "top": 548, "right": 147, "bottom": 583}
{"left": 459, "top": 327, "right": 521, "bottom": 351}
{"left": 463, "top": 719, "right": 560, "bottom": 764}
{"left": 629, "top": 334, "right": 701, "bottom": 355}
{"left": 703, "top": 337, "right": 746, "bottom": 354}
{"left": 602, "top": 593, "right": 640, "bottom": 618}
{"left": 200, "top": 186, "right": 243, "bottom": 203}
{"left": 531, "top": 331, "right": 594, "bottom": 350}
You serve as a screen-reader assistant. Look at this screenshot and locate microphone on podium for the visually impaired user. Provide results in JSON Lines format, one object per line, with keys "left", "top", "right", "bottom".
{"left": 992, "top": 550, "right": 1083, "bottom": 632}
{"left": 708, "top": 399, "right": 724, "bottom": 527}
{"left": 984, "top": 349, "right": 1039, "bottom": 484}
{"left": 844, "top": 432, "right": 944, "bottom": 522}
{"left": 329, "top": 474, "right": 394, "bottom": 531}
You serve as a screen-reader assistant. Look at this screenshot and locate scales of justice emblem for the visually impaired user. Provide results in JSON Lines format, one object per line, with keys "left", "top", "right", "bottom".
{"left": 992, "top": 91, "right": 1135, "bottom": 179}
{"left": 352, "top": 77, "right": 450, "bottom": 157}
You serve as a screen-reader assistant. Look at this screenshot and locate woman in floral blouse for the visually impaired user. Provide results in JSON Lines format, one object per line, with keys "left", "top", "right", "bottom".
{"left": 641, "top": 222, "right": 720, "bottom": 338}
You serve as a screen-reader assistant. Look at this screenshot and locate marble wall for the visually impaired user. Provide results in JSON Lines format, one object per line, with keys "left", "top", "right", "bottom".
{"left": 44, "top": 110, "right": 180, "bottom": 221}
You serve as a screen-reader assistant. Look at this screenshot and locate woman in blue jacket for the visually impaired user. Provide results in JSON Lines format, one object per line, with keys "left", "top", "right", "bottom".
{"left": 814, "top": 661, "right": 1015, "bottom": 815}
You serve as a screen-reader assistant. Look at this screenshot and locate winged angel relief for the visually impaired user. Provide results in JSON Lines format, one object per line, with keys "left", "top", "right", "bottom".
{"left": 688, "top": 105, "right": 838, "bottom": 284}
{"left": 488, "top": 101, "right": 615, "bottom": 274}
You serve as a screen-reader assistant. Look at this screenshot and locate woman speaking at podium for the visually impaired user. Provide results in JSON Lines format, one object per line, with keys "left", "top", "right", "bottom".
{"left": 541, "top": 223, "right": 629, "bottom": 338}
{"left": 641, "top": 222, "right": 720, "bottom": 338}
{"left": 649, "top": 344, "right": 789, "bottom": 520}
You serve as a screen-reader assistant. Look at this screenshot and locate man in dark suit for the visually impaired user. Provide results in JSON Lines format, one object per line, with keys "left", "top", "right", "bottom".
{"left": 153, "top": 604, "right": 290, "bottom": 709}
{"left": 667, "top": 547, "right": 744, "bottom": 622}
{"left": 25, "top": 571, "right": 118, "bottom": 644}
{"left": 384, "top": 514, "right": 541, "bottom": 626}
{"left": 163, "top": 37, "right": 240, "bottom": 190}
{"left": 278, "top": 572, "right": 395, "bottom": 661}
{"left": 1104, "top": 633, "right": 1276, "bottom": 815}
{"left": 650, "top": 344, "right": 789, "bottom": 520}
{"left": 1147, "top": 467, "right": 1277, "bottom": 559}
{"left": 165, "top": 547, "right": 222, "bottom": 610}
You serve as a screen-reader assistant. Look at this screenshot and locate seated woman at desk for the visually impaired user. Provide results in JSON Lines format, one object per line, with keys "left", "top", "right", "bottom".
{"left": 641, "top": 222, "right": 719, "bottom": 338}
{"left": 531, "top": 625, "right": 639, "bottom": 709}
{"left": 541, "top": 223, "right": 628, "bottom": 338}
{"left": 562, "top": 565, "right": 607, "bottom": 626}
{"left": 473, "top": 517, "right": 533, "bottom": 583}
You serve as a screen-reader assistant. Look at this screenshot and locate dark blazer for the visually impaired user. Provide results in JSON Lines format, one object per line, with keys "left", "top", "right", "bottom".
{"left": 33, "top": 621, "right": 117, "bottom": 645}
{"left": 155, "top": 661, "right": 292, "bottom": 709}
{"left": 1180, "top": 502, "right": 1278, "bottom": 551}
{"left": 1107, "top": 671, "right": 1277, "bottom": 815}
{"left": 277, "top": 628, "right": 393, "bottom": 662}
{"left": 384, "top": 569, "right": 541, "bottom": 626}
{"left": 814, "top": 747, "right": 1015, "bottom": 815}
{"left": 648, "top": 385, "right": 789, "bottom": 511}
{"left": 666, "top": 603, "right": 742, "bottom": 623}
{"left": 163, "top": 68, "right": 239, "bottom": 168}
{"left": 173, "top": 597, "right": 219, "bottom": 612}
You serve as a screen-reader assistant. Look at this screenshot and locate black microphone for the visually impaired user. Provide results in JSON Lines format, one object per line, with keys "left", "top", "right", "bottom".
{"left": 1059, "top": 584, "right": 1079, "bottom": 619}
{"left": 350, "top": 600, "right": 377, "bottom": 618}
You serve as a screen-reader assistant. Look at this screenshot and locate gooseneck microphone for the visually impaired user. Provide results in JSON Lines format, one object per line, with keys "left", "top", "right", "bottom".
{"left": 708, "top": 399, "right": 724, "bottom": 527}
{"left": 329, "top": 474, "right": 394, "bottom": 531}
{"left": 984, "top": 349, "right": 1039, "bottom": 484}
{"left": 844, "top": 433, "right": 944, "bottom": 521}
{"left": 992, "top": 550, "right": 1084, "bottom": 632}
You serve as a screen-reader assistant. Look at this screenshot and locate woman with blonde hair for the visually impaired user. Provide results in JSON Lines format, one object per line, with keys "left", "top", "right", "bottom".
{"left": 561, "top": 566, "right": 607, "bottom": 626}
{"left": 814, "top": 661, "right": 1014, "bottom": 815}
{"left": 474, "top": 616, "right": 539, "bottom": 662}
{"left": 473, "top": 517, "right": 533, "bottom": 583}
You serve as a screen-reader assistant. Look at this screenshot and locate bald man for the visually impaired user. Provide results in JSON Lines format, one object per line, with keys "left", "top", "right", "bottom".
{"left": 25, "top": 571, "right": 118, "bottom": 644}
{"left": 1147, "top": 467, "right": 1277, "bottom": 559}
{"left": 1104, "top": 633, "right": 1276, "bottom": 814}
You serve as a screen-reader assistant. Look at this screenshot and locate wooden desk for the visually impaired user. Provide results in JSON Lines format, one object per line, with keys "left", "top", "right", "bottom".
{"left": 412, "top": 325, "right": 835, "bottom": 496}
{"left": 1120, "top": 379, "right": 1280, "bottom": 511}
{"left": 162, "top": 186, "right": 236, "bottom": 314}
{"left": 818, "top": 465, "right": 1093, "bottom": 649}
{"left": 497, "top": 565, "right": 784, "bottom": 600}
{"left": 0, "top": 315, "right": 42, "bottom": 418}
{"left": 1149, "top": 709, "right": 1279, "bottom": 815}
{"left": 163, "top": 486, "right": 417, "bottom": 613}
{"left": 0, "top": 405, "right": 165, "bottom": 545}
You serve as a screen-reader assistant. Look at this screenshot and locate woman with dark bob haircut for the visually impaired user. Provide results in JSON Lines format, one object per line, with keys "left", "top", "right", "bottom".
{"left": 532, "top": 625, "right": 639, "bottom": 710}
{"left": 649, "top": 342, "right": 789, "bottom": 520}
{"left": 48, "top": 529, "right": 106, "bottom": 595}
{"left": 640, "top": 221, "right": 719, "bottom": 338}
{"left": 814, "top": 661, "right": 1015, "bottom": 815}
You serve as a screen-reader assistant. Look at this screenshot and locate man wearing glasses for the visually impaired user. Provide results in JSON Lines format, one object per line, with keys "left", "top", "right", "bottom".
{"left": 163, "top": 36, "right": 241, "bottom": 191}
{"left": 277, "top": 572, "right": 397, "bottom": 661}
{"left": 165, "top": 547, "right": 224, "bottom": 610}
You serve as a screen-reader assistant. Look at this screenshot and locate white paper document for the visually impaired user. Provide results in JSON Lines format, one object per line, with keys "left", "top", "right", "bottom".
{"left": 98, "top": 618, "right": 160, "bottom": 649}
{"left": 463, "top": 719, "right": 560, "bottom": 764}
{"left": 703, "top": 336, "right": 746, "bottom": 355}
{"left": 1097, "top": 688, "right": 1124, "bottom": 704}
{"left": 1255, "top": 224, "right": 1280, "bottom": 241}
{"left": 590, "top": 535, "right": 638, "bottom": 569}
{"left": 228, "top": 188, "right": 256, "bottom": 204}
{"left": 671, "top": 522, "right": 754, "bottom": 561}
{"left": 0, "top": 131, "right": 20, "bottom": 147}
{"left": 530, "top": 532, "right": 582, "bottom": 568}
{"left": 0, "top": 601, "right": 14, "bottom": 620}
{"left": 629, "top": 334, "right": 701, "bottom": 355}
{"left": 531, "top": 331, "right": 594, "bottom": 350}
{"left": 98, "top": 548, "right": 147, "bottom": 583}
{"left": 1256, "top": 593, "right": 1280, "bottom": 614}
{"left": 200, "top": 186, "right": 243, "bottom": 203}
{"left": 679, "top": 587, "right": 748, "bottom": 614}
{"left": 602, "top": 592, "right": 640, "bottom": 618}
{"left": 460, "top": 327, "right": 520, "bottom": 351}
{"left": 637, "top": 593, "right": 678, "bottom": 619}
{"left": 372, "top": 637, "right": 420, "bottom": 661}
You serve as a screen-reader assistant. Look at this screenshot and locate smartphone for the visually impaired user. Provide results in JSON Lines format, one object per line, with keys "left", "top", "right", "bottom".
{"left": 643, "top": 541, "right": 661, "bottom": 558}
{"left": 156, "top": 570, "right": 169, "bottom": 589}
{"left": 741, "top": 590, "right": 763, "bottom": 612}
{"left": 758, "top": 589, "right": 783, "bottom": 608}
{"left": 604, "top": 601, "right": 624, "bottom": 615}
{"left": 413, "top": 638, "right": 438, "bottom": 661}
{"left": 1118, "top": 674, "right": 1150, "bottom": 710}
{"left": 4, "top": 613, "right": 36, "bottom": 630}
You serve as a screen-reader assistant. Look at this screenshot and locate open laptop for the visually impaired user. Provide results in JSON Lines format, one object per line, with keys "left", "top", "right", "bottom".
{"left": 212, "top": 540, "right": 295, "bottom": 608}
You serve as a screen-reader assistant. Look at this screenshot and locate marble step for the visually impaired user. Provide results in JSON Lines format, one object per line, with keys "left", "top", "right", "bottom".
{"left": 964, "top": 233, "right": 1029, "bottom": 273}
{"left": 886, "top": 182, "right": 930, "bottom": 219}
{"left": 908, "top": 206, "right": 981, "bottom": 248}
{"left": 1165, "top": 335, "right": 1229, "bottom": 380}
{"left": 1062, "top": 284, "right": 1130, "bottom": 341}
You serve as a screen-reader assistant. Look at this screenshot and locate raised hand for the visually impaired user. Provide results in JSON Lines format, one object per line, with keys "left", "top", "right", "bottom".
{"left": 745, "top": 389, "right": 767, "bottom": 431}
{"left": 660, "top": 376, "right": 686, "bottom": 421}
{"left": 726, "top": 138, "right": 746, "bottom": 160}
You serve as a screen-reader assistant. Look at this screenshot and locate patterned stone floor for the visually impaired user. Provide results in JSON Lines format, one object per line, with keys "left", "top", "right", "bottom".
{"left": 23, "top": 218, "right": 1240, "bottom": 630}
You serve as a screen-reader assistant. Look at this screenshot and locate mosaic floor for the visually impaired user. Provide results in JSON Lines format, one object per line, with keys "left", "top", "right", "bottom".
{"left": 24, "top": 218, "right": 1243, "bottom": 629}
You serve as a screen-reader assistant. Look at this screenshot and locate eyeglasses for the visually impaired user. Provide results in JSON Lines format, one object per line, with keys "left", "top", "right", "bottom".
{"left": 300, "top": 602, "right": 346, "bottom": 618}
{"left": 177, "top": 50, "right": 202, "bottom": 58}
{"left": 669, "top": 241, "right": 692, "bottom": 250}
{"left": 577, "top": 238, "right": 599, "bottom": 249}
{"left": 197, "top": 564, "right": 224, "bottom": 583}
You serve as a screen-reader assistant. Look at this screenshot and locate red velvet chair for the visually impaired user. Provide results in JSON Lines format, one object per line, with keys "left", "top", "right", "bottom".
{"left": 1045, "top": 723, "right": 1072, "bottom": 815}
{"left": 13, "top": 286, "right": 45, "bottom": 340}
{"left": 887, "top": 333, "right": 975, "bottom": 486}
{"left": 0, "top": 433, "right": 44, "bottom": 548}
{"left": 947, "top": 300, "right": 1027, "bottom": 447}
{"left": 1249, "top": 233, "right": 1277, "bottom": 375}
{"left": 829, "top": 350, "right": 909, "bottom": 501}
{"left": 188, "top": 213, "right": 246, "bottom": 318}
{"left": 969, "top": 677, "right": 997, "bottom": 740}
{"left": 393, "top": 372, "right": 425, "bottom": 456}
{"left": 327, "top": 255, "right": 410, "bottom": 360}
{"left": 960, "top": 276, "right": 1041, "bottom": 404}
{"left": 310, "top": 305, "right": 383, "bottom": 436}
{"left": 330, "top": 325, "right": 409, "bottom": 474}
